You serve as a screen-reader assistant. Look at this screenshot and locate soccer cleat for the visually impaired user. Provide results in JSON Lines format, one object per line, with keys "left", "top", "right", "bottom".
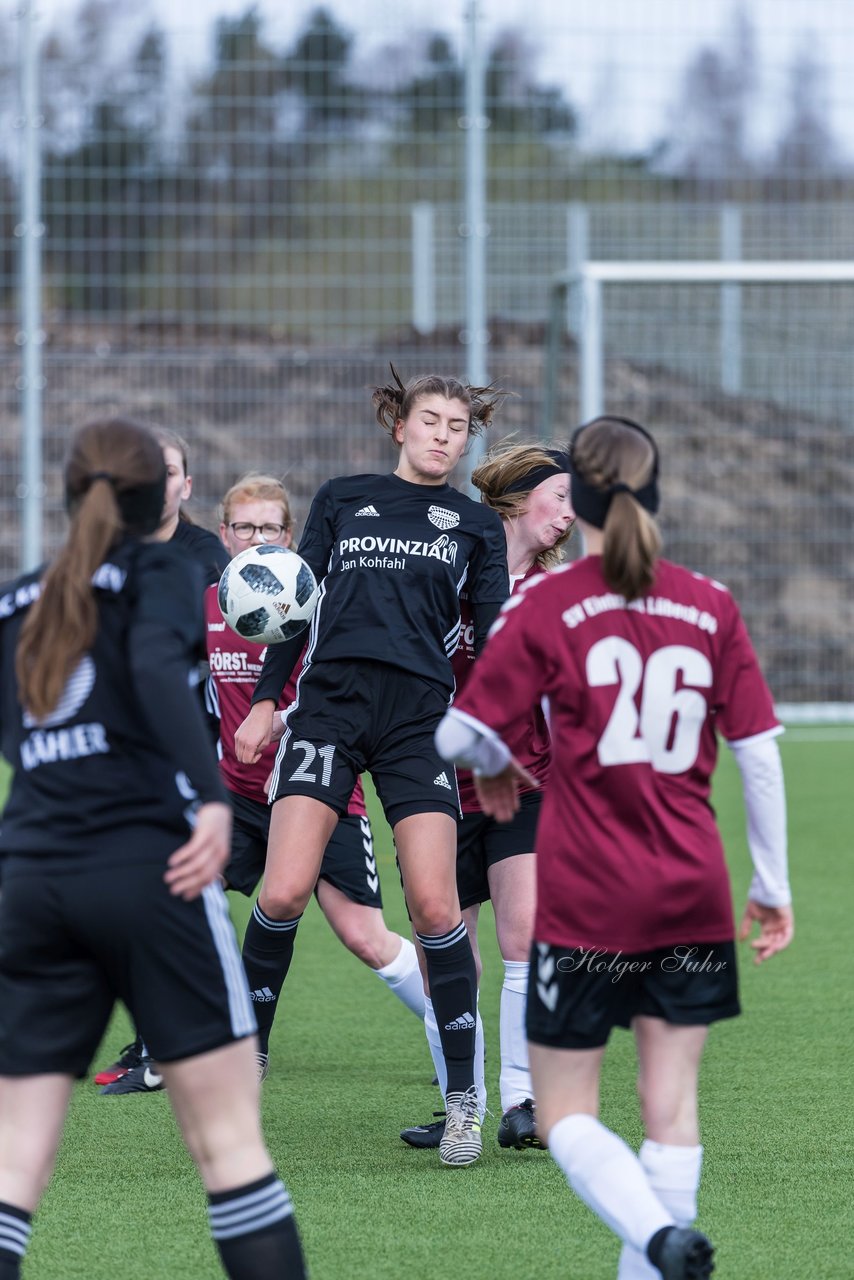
{"left": 93, "top": 1038, "right": 144, "bottom": 1086}
{"left": 496, "top": 1098, "right": 545, "bottom": 1150}
{"left": 648, "top": 1226, "right": 715, "bottom": 1280}
{"left": 257, "top": 1052, "right": 269, "bottom": 1083}
{"left": 100, "top": 1058, "right": 164, "bottom": 1094}
{"left": 400, "top": 1114, "right": 445, "bottom": 1148}
{"left": 439, "top": 1087, "right": 482, "bottom": 1166}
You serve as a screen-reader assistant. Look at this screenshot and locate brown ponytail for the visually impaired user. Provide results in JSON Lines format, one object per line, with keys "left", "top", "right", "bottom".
{"left": 16, "top": 418, "right": 166, "bottom": 720}
{"left": 571, "top": 418, "right": 661, "bottom": 601}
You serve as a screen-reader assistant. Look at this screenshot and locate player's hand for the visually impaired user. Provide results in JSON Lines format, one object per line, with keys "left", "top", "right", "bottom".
{"left": 269, "top": 711, "right": 286, "bottom": 743}
{"left": 164, "top": 802, "right": 233, "bottom": 901}
{"left": 738, "top": 899, "right": 794, "bottom": 965}
{"left": 235, "top": 701, "right": 275, "bottom": 764}
{"left": 473, "top": 759, "right": 539, "bottom": 823}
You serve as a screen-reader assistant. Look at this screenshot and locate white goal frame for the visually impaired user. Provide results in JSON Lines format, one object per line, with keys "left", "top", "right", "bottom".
{"left": 544, "top": 260, "right": 854, "bottom": 723}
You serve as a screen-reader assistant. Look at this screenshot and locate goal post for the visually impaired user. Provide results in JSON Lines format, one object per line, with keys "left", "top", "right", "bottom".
{"left": 544, "top": 260, "right": 854, "bottom": 432}
{"left": 542, "top": 260, "right": 854, "bottom": 722}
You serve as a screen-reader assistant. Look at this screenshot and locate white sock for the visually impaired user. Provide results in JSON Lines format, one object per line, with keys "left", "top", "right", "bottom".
{"left": 423, "top": 995, "right": 486, "bottom": 1118}
{"left": 423, "top": 996, "right": 447, "bottom": 1099}
{"left": 474, "top": 999, "right": 486, "bottom": 1120}
{"left": 374, "top": 936, "right": 426, "bottom": 1018}
{"left": 641, "top": 1140, "right": 703, "bottom": 1225}
{"left": 548, "top": 1114, "right": 673, "bottom": 1252}
{"left": 499, "top": 959, "right": 532, "bottom": 1110}
{"left": 617, "top": 1141, "right": 703, "bottom": 1278}
{"left": 616, "top": 1241, "right": 659, "bottom": 1280}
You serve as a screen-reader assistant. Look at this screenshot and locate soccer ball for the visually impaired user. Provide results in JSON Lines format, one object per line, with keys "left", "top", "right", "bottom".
{"left": 217, "top": 544, "right": 319, "bottom": 645}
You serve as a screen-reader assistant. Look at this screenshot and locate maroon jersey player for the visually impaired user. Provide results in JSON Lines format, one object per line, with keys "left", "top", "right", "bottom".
{"left": 436, "top": 416, "right": 793, "bottom": 1280}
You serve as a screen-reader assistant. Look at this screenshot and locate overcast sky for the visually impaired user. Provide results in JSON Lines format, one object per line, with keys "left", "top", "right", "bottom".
{"left": 19, "top": 0, "right": 854, "bottom": 157}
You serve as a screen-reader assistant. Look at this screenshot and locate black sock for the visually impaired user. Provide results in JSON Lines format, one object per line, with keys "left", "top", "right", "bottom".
{"left": 0, "top": 1201, "right": 32, "bottom": 1279}
{"left": 417, "top": 922, "right": 477, "bottom": 1095}
{"left": 241, "top": 904, "right": 302, "bottom": 1054}
{"left": 208, "top": 1173, "right": 306, "bottom": 1280}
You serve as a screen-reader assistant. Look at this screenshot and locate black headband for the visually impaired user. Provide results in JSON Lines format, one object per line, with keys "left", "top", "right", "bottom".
{"left": 569, "top": 417, "right": 660, "bottom": 529}
{"left": 501, "top": 449, "right": 571, "bottom": 496}
{"left": 68, "top": 465, "right": 167, "bottom": 537}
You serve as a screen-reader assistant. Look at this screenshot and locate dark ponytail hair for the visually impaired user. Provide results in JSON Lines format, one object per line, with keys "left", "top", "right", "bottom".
{"left": 16, "top": 417, "right": 166, "bottom": 720}
{"left": 571, "top": 417, "right": 661, "bottom": 601}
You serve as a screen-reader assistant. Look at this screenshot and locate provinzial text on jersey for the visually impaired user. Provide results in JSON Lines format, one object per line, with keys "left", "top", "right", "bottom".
{"left": 338, "top": 534, "right": 458, "bottom": 568}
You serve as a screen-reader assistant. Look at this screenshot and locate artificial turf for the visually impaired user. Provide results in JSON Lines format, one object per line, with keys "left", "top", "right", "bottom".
{"left": 18, "top": 730, "right": 854, "bottom": 1278}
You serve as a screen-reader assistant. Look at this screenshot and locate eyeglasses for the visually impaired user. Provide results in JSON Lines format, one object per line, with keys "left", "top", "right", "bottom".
{"left": 228, "top": 522, "right": 288, "bottom": 542}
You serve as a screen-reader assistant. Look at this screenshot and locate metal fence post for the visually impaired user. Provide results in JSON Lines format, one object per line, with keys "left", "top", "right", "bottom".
{"left": 411, "top": 203, "right": 436, "bottom": 335}
{"left": 566, "top": 202, "right": 588, "bottom": 339}
{"left": 720, "top": 203, "right": 742, "bottom": 395}
{"left": 459, "top": 0, "right": 489, "bottom": 491}
{"left": 18, "top": 0, "right": 44, "bottom": 571}
{"left": 580, "top": 274, "right": 603, "bottom": 422}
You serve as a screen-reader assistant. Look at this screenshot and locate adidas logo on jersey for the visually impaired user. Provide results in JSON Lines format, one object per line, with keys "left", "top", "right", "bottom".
{"left": 445, "top": 1011, "right": 476, "bottom": 1030}
{"left": 250, "top": 986, "right": 276, "bottom": 1003}
{"left": 354, "top": 504, "right": 380, "bottom": 517}
{"left": 433, "top": 771, "right": 452, "bottom": 789}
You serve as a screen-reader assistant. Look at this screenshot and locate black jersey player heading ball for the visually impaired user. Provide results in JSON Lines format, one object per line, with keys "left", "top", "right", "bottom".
{"left": 236, "top": 370, "right": 510, "bottom": 1166}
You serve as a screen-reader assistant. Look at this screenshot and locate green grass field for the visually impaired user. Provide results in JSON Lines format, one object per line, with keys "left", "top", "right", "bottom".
{"left": 11, "top": 730, "right": 854, "bottom": 1279}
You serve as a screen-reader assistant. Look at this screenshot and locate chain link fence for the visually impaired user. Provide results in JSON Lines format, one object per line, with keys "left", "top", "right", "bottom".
{"left": 1, "top": 0, "right": 853, "bottom": 702}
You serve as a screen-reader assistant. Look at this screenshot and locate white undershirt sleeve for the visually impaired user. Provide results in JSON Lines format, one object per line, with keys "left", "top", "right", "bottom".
{"left": 727, "top": 731, "right": 791, "bottom": 907}
{"left": 434, "top": 707, "right": 513, "bottom": 777}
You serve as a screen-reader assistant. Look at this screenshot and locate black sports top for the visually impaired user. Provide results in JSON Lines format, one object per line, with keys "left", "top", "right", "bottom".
{"left": 0, "top": 538, "right": 227, "bottom": 867}
{"left": 252, "top": 472, "right": 509, "bottom": 705}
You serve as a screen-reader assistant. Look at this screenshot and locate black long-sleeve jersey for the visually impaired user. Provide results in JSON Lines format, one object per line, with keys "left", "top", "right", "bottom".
{"left": 170, "top": 518, "right": 230, "bottom": 745}
{"left": 171, "top": 518, "right": 230, "bottom": 587}
{"left": 0, "top": 539, "right": 227, "bottom": 869}
{"left": 253, "top": 472, "right": 509, "bottom": 705}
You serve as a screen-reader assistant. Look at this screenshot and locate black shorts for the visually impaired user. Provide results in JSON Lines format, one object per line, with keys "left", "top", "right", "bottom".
{"left": 0, "top": 857, "right": 256, "bottom": 1077}
{"left": 456, "top": 790, "right": 541, "bottom": 910}
{"left": 269, "top": 659, "right": 460, "bottom": 828}
{"left": 225, "top": 789, "right": 383, "bottom": 909}
{"left": 526, "top": 939, "right": 740, "bottom": 1050}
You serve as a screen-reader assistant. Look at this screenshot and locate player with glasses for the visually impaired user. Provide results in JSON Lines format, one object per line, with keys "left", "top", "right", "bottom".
{"left": 228, "top": 521, "right": 289, "bottom": 543}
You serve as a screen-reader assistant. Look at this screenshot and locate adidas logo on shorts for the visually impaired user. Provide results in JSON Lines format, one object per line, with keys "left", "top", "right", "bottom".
{"left": 445, "top": 1011, "right": 476, "bottom": 1030}
{"left": 433, "top": 771, "right": 452, "bottom": 789}
{"left": 250, "top": 986, "right": 276, "bottom": 1003}
{"left": 354, "top": 504, "right": 380, "bottom": 517}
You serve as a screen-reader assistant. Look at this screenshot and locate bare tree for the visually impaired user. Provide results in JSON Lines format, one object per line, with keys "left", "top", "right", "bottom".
{"left": 657, "top": 4, "right": 758, "bottom": 180}
{"left": 773, "top": 44, "right": 839, "bottom": 177}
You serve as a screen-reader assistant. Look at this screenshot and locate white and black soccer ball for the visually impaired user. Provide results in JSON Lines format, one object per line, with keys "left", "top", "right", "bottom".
{"left": 217, "top": 545, "right": 319, "bottom": 645}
